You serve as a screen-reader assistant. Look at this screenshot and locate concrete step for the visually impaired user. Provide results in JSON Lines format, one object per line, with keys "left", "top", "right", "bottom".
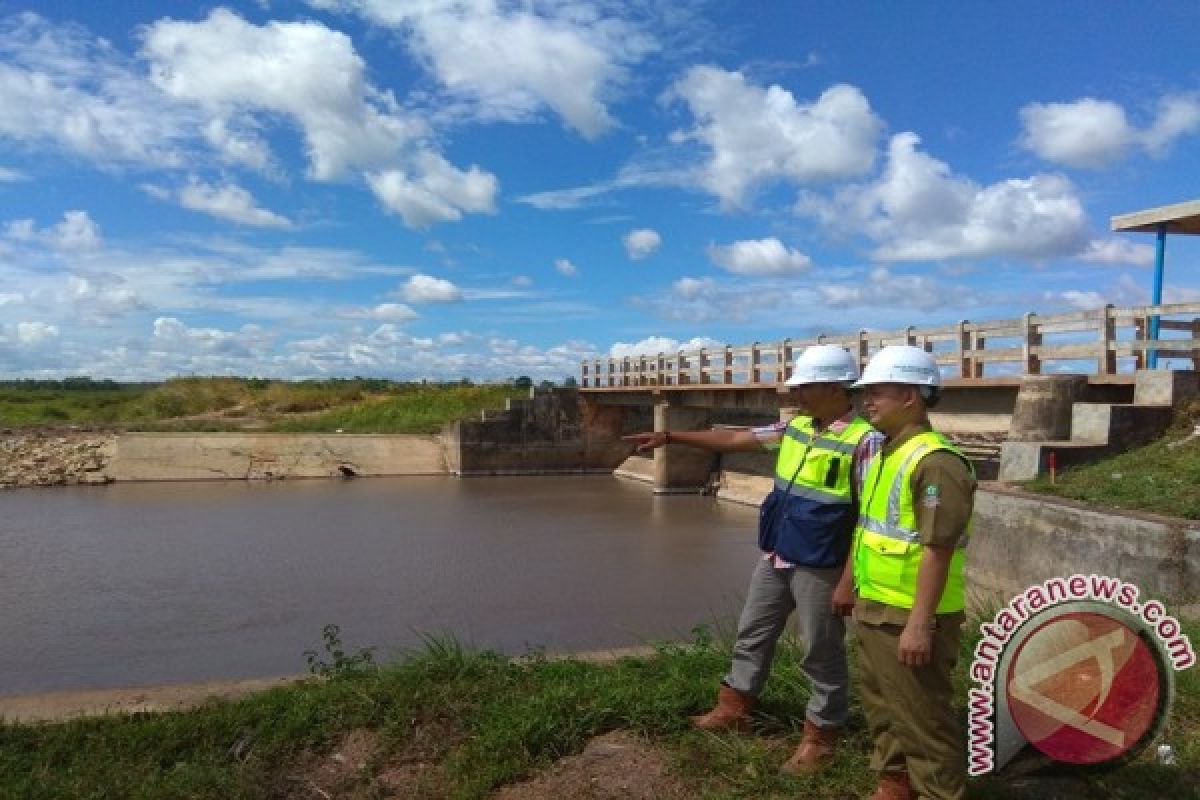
{"left": 998, "top": 440, "right": 1114, "bottom": 481}
{"left": 997, "top": 369, "right": 1198, "bottom": 482}
{"left": 948, "top": 433, "right": 1004, "bottom": 481}
{"left": 1070, "top": 402, "right": 1174, "bottom": 448}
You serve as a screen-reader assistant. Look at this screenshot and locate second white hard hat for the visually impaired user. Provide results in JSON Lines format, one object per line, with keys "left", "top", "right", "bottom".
{"left": 854, "top": 345, "right": 941, "bottom": 388}
{"left": 784, "top": 344, "right": 860, "bottom": 386}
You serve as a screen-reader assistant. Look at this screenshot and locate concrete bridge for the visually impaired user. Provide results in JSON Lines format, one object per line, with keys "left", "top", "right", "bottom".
{"left": 578, "top": 302, "right": 1200, "bottom": 493}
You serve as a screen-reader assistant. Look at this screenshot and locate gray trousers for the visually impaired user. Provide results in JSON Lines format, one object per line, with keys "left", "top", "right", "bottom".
{"left": 722, "top": 557, "right": 849, "bottom": 727}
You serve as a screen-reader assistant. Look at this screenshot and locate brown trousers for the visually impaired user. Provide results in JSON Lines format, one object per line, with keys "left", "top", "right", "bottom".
{"left": 855, "top": 617, "right": 966, "bottom": 800}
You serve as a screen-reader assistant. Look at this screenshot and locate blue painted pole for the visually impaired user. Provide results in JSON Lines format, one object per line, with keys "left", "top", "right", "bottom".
{"left": 1149, "top": 223, "right": 1167, "bottom": 369}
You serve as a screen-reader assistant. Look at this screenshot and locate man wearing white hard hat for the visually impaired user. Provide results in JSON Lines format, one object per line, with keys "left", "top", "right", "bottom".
{"left": 850, "top": 345, "right": 975, "bottom": 800}
{"left": 625, "top": 344, "right": 882, "bottom": 774}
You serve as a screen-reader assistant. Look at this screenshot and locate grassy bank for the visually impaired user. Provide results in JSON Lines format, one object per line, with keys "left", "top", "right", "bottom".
{"left": 1024, "top": 398, "right": 1200, "bottom": 519}
{"left": 0, "top": 378, "right": 526, "bottom": 433}
{"left": 2, "top": 624, "right": 1195, "bottom": 799}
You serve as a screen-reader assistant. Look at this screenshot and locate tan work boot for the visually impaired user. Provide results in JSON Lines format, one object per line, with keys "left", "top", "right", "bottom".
{"left": 779, "top": 719, "right": 840, "bottom": 774}
{"left": 689, "top": 684, "right": 753, "bottom": 732}
{"left": 867, "top": 770, "right": 913, "bottom": 800}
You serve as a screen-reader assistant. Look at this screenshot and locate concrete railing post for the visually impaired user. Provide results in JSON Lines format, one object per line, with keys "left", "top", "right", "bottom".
{"left": 1100, "top": 304, "right": 1116, "bottom": 375}
{"left": 957, "top": 320, "right": 971, "bottom": 379}
{"left": 1023, "top": 312, "right": 1041, "bottom": 375}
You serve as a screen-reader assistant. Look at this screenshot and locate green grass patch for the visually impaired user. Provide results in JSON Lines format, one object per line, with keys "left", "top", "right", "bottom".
{"left": 2, "top": 621, "right": 1195, "bottom": 799}
{"left": 0, "top": 378, "right": 527, "bottom": 433}
{"left": 0, "top": 384, "right": 154, "bottom": 426}
{"left": 266, "top": 385, "right": 525, "bottom": 434}
{"left": 1024, "top": 400, "right": 1200, "bottom": 519}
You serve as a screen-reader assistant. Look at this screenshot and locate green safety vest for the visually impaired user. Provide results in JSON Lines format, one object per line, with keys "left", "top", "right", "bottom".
{"left": 773, "top": 415, "right": 875, "bottom": 503}
{"left": 852, "top": 430, "right": 972, "bottom": 614}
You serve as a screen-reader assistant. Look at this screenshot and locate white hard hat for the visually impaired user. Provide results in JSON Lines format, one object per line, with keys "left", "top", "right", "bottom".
{"left": 784, "top": 344, "right": 859, "bottom": 386}
{"left": 854, "top": 345, "right": 941, "bottom": 388}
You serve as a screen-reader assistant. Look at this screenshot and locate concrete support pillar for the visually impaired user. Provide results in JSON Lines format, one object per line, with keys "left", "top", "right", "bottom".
{"left": 653, "top": 400, "right": 713, "bottom": 493}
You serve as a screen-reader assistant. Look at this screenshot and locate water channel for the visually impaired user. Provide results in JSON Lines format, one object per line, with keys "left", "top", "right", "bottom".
{"left": 1, "top": 476, "right": 760, "bottom": 696}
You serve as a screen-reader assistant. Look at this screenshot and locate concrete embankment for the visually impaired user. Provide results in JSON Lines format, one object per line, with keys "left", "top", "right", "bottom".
{"left": 1, "top": 389, "right": 642, "bottom": 488}
{"left": 0, "top": 431, "right": 448, "bottom": 487}
{"left": 109, "top": 432, "right": 446, "bottom": 481}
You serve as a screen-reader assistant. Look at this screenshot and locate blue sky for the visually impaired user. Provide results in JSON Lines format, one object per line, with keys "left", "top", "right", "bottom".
{"left": 1, "top": 1, "right": 1198, "bottom": 381}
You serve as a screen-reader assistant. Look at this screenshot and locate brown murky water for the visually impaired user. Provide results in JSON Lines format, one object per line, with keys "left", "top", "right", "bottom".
{"left": 0, "top": 476, "right": 760, "bottom": 695}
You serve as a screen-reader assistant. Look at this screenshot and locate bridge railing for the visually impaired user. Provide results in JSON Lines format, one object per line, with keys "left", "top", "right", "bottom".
{"left": 580, "top": 302, "right": 1200, "bottom": 388}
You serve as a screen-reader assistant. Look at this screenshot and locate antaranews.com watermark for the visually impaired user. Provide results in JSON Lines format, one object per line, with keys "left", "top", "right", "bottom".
{"left": 968, "top": 573, "right": 1195, "bottom": 776}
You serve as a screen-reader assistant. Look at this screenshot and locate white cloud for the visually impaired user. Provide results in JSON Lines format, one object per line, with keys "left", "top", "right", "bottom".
{"left": 707, "top": 237, "right": 811, "bottom": 275}
{"left": 554, "top": 258, "right": 578, "bottom": 277}
{"left": 631, "top": 275, "right": 761, "bottom": 323}
{"left": 285, "top": 324, "right": 598, "bottom": 381}
{"left": 672, "top": 276, "right": 714, "bottom": 299}
{"left": 1020, "top": 94, "right": 1200, "bottom": 168}
{"left": 3, "top": 218, "right": 33, "bottom": 240}
{"left": 1143, "top": 94, "right": 1200, "bottom": 155}
{"left": 1078, "top": 238, "right": 1156, "bottom": 267}
{"left": 1018, "top": 98, "right": 1133, "bottom": 169}
{"left": 51, "top": 210, "right": 102, "bottom": 251}
{"left": 340, "top": 302, "right": 419, "bottom": 322}
{"left": 0, "top": 12, "right": 495, "bottom": 231}
{"left": 516, "top": 162, "right": 690, "bottom": 210}
{"left": 178, "top": 181, "right": 293, "bottom": 228}
{"left": 622, "top": 228, "right": 661, "bottom": 260}
{"left": 511, "top": 275, "right": 533, "bottom": 287}
{"left": 609, "top": 335, "right": 723, "bottom": 358}
{"left": 141, "top": 9, "right": 424, "bottom": 181}
{"left": 400, "top": 274, "right": 463, "bottom": 303}
{"left": 15, "top": 321, "right": 58, "bottom": 345}
{"left": 813, "top": 267, "right": 971, "bottom": 312}
{"left": 0, "top": 166, "right": 27, "bottom": 182}
{"left": 69, "top": 276, "right": 145, "bottom": 320}
{"left": 802, "top": 133, "right": 1089, "bottom": 262}
{"left": 0, "top": 13, "right": 195, "bottom": 167}
{"left": 1055, "top": 290, "right": 1106, "bottom": 310}
{"left": 367, "top": 151, "right": 498, "bottom": 228}
{"left": 670, "top": 67, "right": 883, "bottom": 207}
{"left": 150, "top": 317, "right": 272, "bottom": 365}
{"left": 309, "top": 0, "right": 657, "bottom": 138}
{"left": 3, "top": 210, "right": 102, "bottom": 252}
{"left": 202, "top": 117, "right": 272, "bottom": 171}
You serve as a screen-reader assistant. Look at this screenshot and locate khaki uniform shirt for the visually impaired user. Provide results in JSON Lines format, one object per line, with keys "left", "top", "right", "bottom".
{"left": 854, "top": 425, "right": 976, "bottom": 626}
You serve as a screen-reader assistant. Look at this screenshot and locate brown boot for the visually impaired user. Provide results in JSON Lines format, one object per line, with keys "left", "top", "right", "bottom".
{"left": 867, "top": 770, "right": 913, "bottom": 800}
{"left": 689, "top": 684, "right": 753, "bottom": 732}
{"left": 779, "top": 719, "right": 839, "bottom": 774}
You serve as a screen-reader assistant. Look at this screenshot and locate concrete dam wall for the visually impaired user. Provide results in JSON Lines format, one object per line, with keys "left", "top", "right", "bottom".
{"left": 109, "top": 432, "right": 448, "bottom": 481}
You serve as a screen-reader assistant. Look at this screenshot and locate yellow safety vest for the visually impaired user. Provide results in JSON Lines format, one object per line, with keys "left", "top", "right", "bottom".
{"left": 774, "top": 415, "right": 874, "bottom": 503}
{"left": 760, "top": 415, "right": 874, "bottom": 567}
{"left": 852, "top": 430, "right": 972, "bottom": 613}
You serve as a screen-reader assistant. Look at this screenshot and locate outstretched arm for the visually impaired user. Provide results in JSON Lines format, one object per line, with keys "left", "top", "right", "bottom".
{"left": 622, "top": 428, "right": 763, "bottom": 454}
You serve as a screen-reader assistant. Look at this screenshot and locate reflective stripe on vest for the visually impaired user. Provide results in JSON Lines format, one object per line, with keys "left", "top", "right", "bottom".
{"left": 853, "top": 431, "right": 972, "bottom": 613}
{"left": 773, "top": 415, "right": 873, "bottom": 507}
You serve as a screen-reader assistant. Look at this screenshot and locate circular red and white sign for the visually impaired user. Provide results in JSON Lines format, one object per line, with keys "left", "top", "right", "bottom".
{"left": 1005, "top": 609, "right": 1165, "bottom": 765}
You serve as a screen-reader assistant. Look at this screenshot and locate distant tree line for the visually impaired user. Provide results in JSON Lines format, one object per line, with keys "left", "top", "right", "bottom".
{"left": 0, "top": 377, "right": 144, "bottom": 391}
{"left": 0, "top": 375, "right": 578, "bottom": 391}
